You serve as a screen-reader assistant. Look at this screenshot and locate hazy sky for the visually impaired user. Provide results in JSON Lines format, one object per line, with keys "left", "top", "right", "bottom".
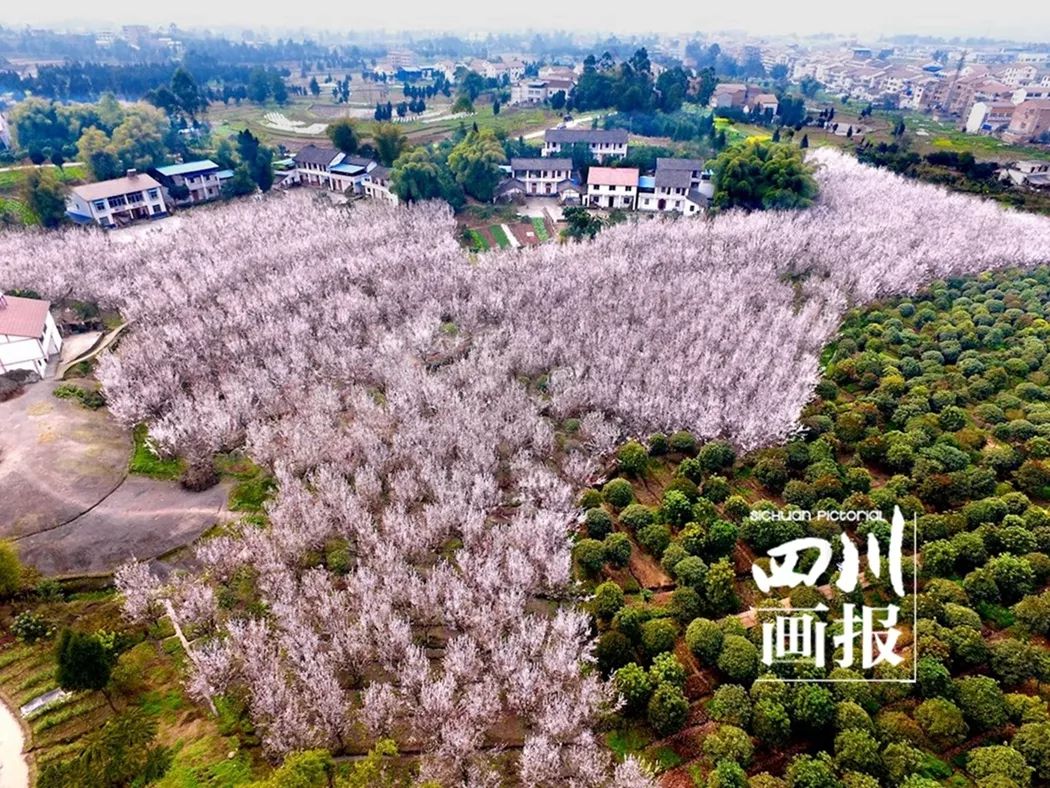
{"left": 4, "top": 0, "right": 1050, "bottom": 42}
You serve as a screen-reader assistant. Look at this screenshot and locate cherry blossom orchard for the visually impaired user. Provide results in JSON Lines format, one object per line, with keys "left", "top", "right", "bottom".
{"left": 3, "top": 149, "right": 1050, "bottom": 786}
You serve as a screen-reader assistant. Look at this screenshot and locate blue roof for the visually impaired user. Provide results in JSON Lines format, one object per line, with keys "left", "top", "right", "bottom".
{"left": 330, "top": 162, "right": 366, "bottom": 175}
{"left": 216, "top": 169, "right": 234, "bottom": 179}
{"left": 154, "top": 159, "right": 219, "bottom": 177}
{"left": 66, "top": 210, "right": 95, "bottom": 225}
{"left": 638, "top": 175, "right": 656, "bottom": 189}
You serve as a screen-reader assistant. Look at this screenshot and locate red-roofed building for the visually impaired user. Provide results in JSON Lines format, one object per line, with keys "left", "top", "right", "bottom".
{"left": 0, "top": 293, "right": 62, "bottom": 376}
{"left": 586, "top": 167, "right": 639, "bottom": 209}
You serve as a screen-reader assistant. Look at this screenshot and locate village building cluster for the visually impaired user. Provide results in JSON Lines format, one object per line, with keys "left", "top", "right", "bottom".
{"left": 496, "top": 129, "right": 712, "bottom": 214}
{"left": 66, "top": 122, "right": 715, "bottom": 231}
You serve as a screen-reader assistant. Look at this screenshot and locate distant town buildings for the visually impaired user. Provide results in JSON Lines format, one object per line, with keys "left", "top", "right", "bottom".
{"left": 965, "top": 102, "right": 1016, "bottom": 134}
{"left": 710, "top": 83, "right": 750, "bottom": 109}
{"left": 510, "top": 78, "right": 574, "bottom": 105}
{"left": 783, "top": 43, "right": 1049, "bottom": 141}
{"left": 1003, "top": 99, "right": 1050, "bottom": 143}
{"left": 66, "top": 171, "right": 168, "bottom": 228}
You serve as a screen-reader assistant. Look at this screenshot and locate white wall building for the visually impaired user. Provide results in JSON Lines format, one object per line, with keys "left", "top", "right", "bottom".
{"left": 510, "top": 158, "right": 572, "bottom": 196}
{"left": 66, "top": 171, "right": 168, "bottom": 228}
{"left": 542, "top": 129, "right": 628, "bottom": 162}
{"left": 0, "top": 293, "right": 62, "bottom": 377}
{"left": 511, "top": 80, "right": 552, "bottom": 104}
{"left": 586, "top": 167, "right": 639, "bottom": 209}
{"left": 293, "top": 144, "right": 377, "bottom": 194}
{"left": 151, "top": 159, "right": 231, "bottom": 204}
{"left": 363, "top": 166, "right": 399, "bottom": 204}
{"left": 638, "top": 169, "right": 705, "bottom": 214}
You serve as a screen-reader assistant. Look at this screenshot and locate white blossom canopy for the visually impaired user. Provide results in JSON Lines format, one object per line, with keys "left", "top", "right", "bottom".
{"left": 4, "top": 149, "right": 1050, "bottom": 786}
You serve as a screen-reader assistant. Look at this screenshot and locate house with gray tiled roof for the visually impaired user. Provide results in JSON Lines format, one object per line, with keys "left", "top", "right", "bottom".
{"left": 541, "top": 128, "right": 628, "bottom": 162}
{"left": 510, "top": 157, "right": 573, "bottom": 196}
{"left": 293, "top": 144, "right": 377, "bottom": 194}
{"left": 636, "top": 159, "right": 710, "bottom": 215}
{"left": 363, "top": 165, "right": 399, "bottom": 205}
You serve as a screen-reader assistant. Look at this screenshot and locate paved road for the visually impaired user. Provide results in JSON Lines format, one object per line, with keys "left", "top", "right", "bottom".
{"left": 0, "top": 379, "right": 129, "bottom": 538}
{"left": 522, "top": 114, "right": 600, "bottom": 140}
{"left": 15, "top": 475, "right": 231, "bottom": 576}
{"left": 0, "top": 162, "right": 83, "bottom": 173}
{"left": 1, "top": 379, "right": 232, "bottom": 577}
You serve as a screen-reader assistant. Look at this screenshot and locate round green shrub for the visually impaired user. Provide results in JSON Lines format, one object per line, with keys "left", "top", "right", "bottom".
{"left": 617, "top": 441, "right": 649, "bottom": 476}
{"left": 620, "top": 503, "right": 656, "bottom": 531}
{"left": 585, "top": 507, "right": 614, "bottom": 539}
{"left": 670, "top": 430, "right": 698, "bottom": 455}
{"left": 603, "top": 532, "right": 633, "bottom": 567}
{"left": 602, "top": 478, "right": 635, "bottom": 509}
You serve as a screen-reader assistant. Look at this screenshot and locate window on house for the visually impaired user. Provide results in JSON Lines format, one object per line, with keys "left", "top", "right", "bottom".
{"left": 92, "top": 200, "right": 106, "bottom": 211}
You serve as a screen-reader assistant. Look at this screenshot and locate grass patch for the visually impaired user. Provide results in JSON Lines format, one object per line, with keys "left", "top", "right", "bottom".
{"left": 977, "top": 602, "right": 1016, "bottom": 628}
{"left": 228, "top": 473, "right": 275, "bottom": 513}
{"left": 138, "top": 689, "right": 186, "bottom": 718}
{"left": 464, "top": 228, "right": 489, "bottom": 251}
{"left": 53, "top": 382, "right": 106, "bottom": 410}
{"left": 606, "top": 724, "right": 652, "bottom": 760}
{"left": 645, "top": 745, "right": 683, "bottom": 772}
{"left": 156, "top": 736, "right": 254, "bottom": 788}
{"left": 490, "top": 224, "right": 511, "bottom": 249}
{"left": 129, "top": 424, "right": 185, "bottom": 480}
{"left": 530, "top": 216, "right": 549, "bottom": 242}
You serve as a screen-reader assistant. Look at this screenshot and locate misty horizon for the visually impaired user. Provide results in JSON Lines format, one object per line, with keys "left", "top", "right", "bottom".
{"left": 3, "top": 0, "right": 1050, "bottom": 45}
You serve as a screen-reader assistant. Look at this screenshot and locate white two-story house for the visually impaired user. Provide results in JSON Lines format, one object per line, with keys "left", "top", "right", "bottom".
{"left": 637, "top": 168, "right": 706, "bottom": 215}
{"left": 66, "top": 171, "right": 168, "bottom": 228}
{"left": 510, "top": 157, "right": 573, "bottom": 196}
{"left": 0, "top": 293, "right": 62, "bottom": 377}
{"left": 586, "top": 167, "right": 639, "bottom": 209}
{"left": 151, "top": 160, "right": 232, "bottom": 205}
{"left": 542, "top": 129, "right": 628, "bottom": 162}
{"left": 293, "top": 144, "right": 377, "bottom": 194}
{"left": 363, "top": 166, "right": 399, "bottom": 204}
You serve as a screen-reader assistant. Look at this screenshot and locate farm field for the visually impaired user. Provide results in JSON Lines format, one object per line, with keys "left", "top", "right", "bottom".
{"left": 0, "top": 589, "right": 250, "bottom": 786}
{"left": 457, "top": 205, "right": 554, "bottom": 250}
{"left": 0, "top": 164, "right": 85, "bottom": 226}
{"left": 204, "top": 92, "right": 562, "bottom": 152}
